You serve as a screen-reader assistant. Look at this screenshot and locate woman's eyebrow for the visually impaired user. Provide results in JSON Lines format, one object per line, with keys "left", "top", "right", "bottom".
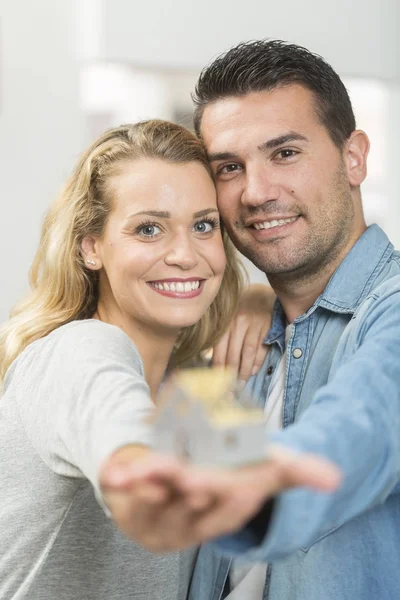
{"left": 127, "top": 210, "right": 171, "bottom": 219}
{"left": 126, "top": 208, "right": 219, "bottom": 220}
{"left": 193, "top": 208, "right": 219, "bottom": 218}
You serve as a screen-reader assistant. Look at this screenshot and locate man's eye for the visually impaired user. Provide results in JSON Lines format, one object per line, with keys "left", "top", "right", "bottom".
{"left": 277, "top": 149, "right": 297, "bottom": 159}
{"left": 221, "top": 163, "right": 240, "bottom": 173}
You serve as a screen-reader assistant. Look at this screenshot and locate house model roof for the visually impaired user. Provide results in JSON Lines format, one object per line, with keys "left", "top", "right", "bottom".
{"left": 172, "top": 368, "right": 264, "bottom": 428}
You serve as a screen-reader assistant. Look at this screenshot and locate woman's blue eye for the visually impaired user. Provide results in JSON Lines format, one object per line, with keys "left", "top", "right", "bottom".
{"left": 139, "top": 224, "right": 161, "bottom": 237}
{"left": 194, "top": 221, "right": 213, "bottom": 233}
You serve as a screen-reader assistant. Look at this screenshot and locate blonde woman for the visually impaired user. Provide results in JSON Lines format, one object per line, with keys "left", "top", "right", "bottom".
{"left": 0, "top": 120, "right": 274, "bottom": 600}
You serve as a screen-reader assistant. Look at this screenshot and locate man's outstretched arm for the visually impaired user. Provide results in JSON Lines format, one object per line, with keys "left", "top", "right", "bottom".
{"left": 100, "top": 444, "right": 340, "bottom": 552}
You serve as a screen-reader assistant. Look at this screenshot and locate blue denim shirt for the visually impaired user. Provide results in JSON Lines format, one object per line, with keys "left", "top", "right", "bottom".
{"left": 189, "top": 225, "right": 400, "bottom": 600}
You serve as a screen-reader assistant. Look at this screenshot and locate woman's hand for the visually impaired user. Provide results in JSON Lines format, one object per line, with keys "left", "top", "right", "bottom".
{"left": 212, "top": 284, "right": 275, "bottom": 382}
{"left": 100, "top": 445, "right": 341, "bottom": 552}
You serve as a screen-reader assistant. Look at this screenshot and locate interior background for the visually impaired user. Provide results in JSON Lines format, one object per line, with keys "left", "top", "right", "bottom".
{"left": 1, "top": 0, "right": 398, "bottom": 321}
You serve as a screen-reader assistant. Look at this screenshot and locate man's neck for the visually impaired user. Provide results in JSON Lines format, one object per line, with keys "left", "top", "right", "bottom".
{"left": 269, "top": 265, "right": 335, "bottom": 323}
{"left": 268, "top": 226, "right": 367, "bottom": 323}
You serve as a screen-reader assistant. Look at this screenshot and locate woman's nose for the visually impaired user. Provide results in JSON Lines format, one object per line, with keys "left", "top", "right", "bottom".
{"left": 163, "top": 234, "right": 199, "bottom": 270}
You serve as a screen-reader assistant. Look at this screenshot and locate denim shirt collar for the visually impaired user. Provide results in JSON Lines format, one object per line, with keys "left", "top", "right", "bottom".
{"left": 265, "top": 224, "right": 393, "bottom": 348}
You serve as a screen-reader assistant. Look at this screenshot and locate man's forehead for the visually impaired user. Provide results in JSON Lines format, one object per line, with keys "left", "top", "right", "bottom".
{"left": 200, "top": 86, "right": 319, "bottom": 153}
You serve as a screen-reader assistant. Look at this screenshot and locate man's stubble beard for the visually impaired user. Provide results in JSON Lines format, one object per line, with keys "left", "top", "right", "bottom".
{"left": 226, "top": 165, "right": 355, "bottom": 285}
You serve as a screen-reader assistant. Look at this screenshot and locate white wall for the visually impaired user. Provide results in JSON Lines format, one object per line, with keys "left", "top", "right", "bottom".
{"left": 0, "top": 1, "right": 85, "bottom": 322}
{"left": 99, "top": 0, "right": 399, "bottom": 79}
{"left": 1, "top": 0, "right": 399, "bottom": 320}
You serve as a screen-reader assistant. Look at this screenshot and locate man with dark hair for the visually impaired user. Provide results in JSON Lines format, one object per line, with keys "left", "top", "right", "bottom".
{"left": 185, "top": 39, "right": 400, "bottom": 599}
{"left": 100, "top": 40, "right": 400, "bottom": 600}
{"left": 193, "top": 40, "right": 355, "bottom": 150}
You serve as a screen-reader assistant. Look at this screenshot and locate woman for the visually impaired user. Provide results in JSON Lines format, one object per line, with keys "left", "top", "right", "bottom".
{"left": 0, "top": 120, "right": 271, "bottom": 600}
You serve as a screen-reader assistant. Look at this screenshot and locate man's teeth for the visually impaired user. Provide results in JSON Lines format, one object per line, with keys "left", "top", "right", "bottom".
{"left": 253, "top": 216, "right": 297, "bottom": 230}
{"left": 150, "top": 281, "right": 201, "bottom": 292}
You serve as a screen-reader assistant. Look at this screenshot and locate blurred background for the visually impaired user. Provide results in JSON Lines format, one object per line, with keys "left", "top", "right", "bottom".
{"left": 0, "top": 0, "right": 399, "bottom": 322}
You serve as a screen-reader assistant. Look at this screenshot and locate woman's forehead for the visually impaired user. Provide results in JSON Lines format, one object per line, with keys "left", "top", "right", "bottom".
{"left": 108, "top": 158, "right": 217, "bottom": 218}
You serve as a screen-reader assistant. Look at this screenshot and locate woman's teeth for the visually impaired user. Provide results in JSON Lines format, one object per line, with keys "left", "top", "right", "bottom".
{"left": 150, "top": 281, "right": 200, "bottom": 292}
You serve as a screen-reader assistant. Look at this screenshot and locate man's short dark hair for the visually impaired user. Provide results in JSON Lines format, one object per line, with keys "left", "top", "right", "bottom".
{"left": 192, "top": 40, "right": 356, "bottom": 149}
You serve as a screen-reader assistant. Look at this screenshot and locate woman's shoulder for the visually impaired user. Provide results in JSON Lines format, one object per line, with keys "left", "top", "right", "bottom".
{"left": 10, "top": 320, "right": 144, "bottom": 386}
{"left": 53, "top": 319, "right": 139, "bottom": 349}
{"left": 53, "top": 319, "right": 143, "bottom": 367}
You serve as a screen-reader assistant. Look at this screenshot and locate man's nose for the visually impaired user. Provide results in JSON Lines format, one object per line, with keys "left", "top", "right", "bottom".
{"left": 241, "top": 164, "right": 280, "bottom": 207}
{"left": 163, "top": 233, "right": 199, "bottom": 270}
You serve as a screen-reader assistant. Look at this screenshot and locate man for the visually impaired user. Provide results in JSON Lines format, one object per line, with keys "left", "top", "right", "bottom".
{"left": 187, "top": 39, "right": 400, "bottom": 600}
{"left": 101, "top": 40, "right": 400, "bottom": 600}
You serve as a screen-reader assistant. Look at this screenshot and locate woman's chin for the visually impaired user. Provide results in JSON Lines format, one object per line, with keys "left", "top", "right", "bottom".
{"left": 157, "top": 311, "right": 206, "bottom": 332}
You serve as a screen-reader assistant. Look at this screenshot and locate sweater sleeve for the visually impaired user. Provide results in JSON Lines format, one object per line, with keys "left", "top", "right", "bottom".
{"left": 15, "top": 320, "right": 155, "bottom": 492}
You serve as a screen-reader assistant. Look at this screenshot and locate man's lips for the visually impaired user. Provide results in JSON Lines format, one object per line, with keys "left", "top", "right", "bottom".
{"left": 245, "top": 216, "right": 299, "bottom": 230}
{"left": 242, "top": 215, "right": 301, "bottom": 240}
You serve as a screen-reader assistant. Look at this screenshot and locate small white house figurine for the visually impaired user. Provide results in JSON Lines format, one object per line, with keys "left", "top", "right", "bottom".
{"left": 153, "top": 368, "right": 266, "bottom": 467}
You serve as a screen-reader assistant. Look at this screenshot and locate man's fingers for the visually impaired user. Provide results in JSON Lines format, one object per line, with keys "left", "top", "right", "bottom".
{"left": 213, "top": 316, "right": 252, "bottom": 377}
{"left": 252, "top": 330, "right": 269, "bottom": 375}
{"left": 225, "top": 316, "right": 251, "bottom": 378}
{"left": 212, "top": 330, "right": 230, "bottom": 368}
{"left": 237, "top": 325, "right": 268, "bottom": 381}
{"left": 267, "top": 444, "right": 342, "bottom": 493}
{"left": 178, "top": 450, "right": 341, "bottom": 502}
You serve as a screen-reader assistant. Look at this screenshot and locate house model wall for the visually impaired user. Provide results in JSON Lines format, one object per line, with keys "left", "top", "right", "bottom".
{"left": 153, "top": 368, "right": 266, "bottom": 467}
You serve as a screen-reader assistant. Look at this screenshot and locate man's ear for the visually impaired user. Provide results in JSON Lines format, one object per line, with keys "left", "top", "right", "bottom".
{"left": 344, "top": 130, "right": 370, "bottom": 187}
{"left": 81, "top": 235, "right": 102, "bottom": 270}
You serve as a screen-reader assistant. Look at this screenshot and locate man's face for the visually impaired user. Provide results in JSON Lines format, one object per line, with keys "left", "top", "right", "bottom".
{"left": 200, "top": 85, "right": 359, "bottom": 278}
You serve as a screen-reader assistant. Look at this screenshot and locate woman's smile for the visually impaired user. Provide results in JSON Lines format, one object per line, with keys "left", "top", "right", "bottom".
{"left": 147, "top": 277, "right": 205, "bottom": 299}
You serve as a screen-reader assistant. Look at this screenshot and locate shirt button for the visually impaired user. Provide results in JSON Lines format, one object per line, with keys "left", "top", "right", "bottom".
{"left": 267, "top": 366, "right": 274, "bottom": 376}
{"left": 292, "top": 348, "right": 303, "bottom": 359}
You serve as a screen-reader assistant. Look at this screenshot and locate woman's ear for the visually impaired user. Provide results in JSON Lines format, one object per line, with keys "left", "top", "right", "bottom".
{"left": 344, "top": 130, "right": 370, "bottom": 187}
{"left": 81, "top": 235, "right": 102, "bottom": 270}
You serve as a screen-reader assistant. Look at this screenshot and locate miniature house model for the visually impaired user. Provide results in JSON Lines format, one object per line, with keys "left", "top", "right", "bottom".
{"left": 153, "top": 368, "right": 266, "bottom": 467}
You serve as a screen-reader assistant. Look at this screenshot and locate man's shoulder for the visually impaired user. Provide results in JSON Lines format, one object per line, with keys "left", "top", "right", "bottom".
{"left": 369, "top": 271, "right": 400, "bottom": 298}
{"left": 360, "top": 244, "right": 400, "bottom": 302}
{"left": 335, "top": 272, "right": 400, "bottom": 363}
{"left": 355, "top": 272, "right": 400, "bottom": 325}
{"left": 367, "top": 248, "right": 400, "bottom": 303}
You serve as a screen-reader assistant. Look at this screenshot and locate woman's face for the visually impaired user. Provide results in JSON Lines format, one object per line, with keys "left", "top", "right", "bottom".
{"left": 91, "top": 158, "right": 226, "bottom": 334}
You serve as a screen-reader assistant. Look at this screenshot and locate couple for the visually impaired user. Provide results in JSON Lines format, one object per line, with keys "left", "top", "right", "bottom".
{"left": 1, "top": 39, "right": 400, "bottom": 600}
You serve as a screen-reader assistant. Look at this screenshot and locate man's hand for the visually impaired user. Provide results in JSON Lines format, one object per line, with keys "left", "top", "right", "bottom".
{"left": 212, "top": 284, "right": 275, "bottom": 382}
{"left": 100, "top": 444, "right": 341, "bottom": 552}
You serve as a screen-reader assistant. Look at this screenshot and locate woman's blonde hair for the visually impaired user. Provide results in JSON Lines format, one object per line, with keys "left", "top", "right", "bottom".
{"left": 0, "top": 120, "right": 244, "bottom": 389}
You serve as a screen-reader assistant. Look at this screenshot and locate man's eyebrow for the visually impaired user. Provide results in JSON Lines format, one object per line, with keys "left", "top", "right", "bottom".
{"left": 207, "top": 133, "right": 308, "bottom": 163}
{"left": 258, "top": 133, "right": 308, "bottom": 151}
{"left": 207, "top": 151, "right": 242, "bottom": 163}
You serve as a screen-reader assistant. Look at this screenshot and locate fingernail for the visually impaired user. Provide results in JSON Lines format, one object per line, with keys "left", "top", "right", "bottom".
{"left": 252, "top": 366, "right": 259, "bottom": 375}
{"left": 237, "top": 380, "right": 246, "bottom": 391}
